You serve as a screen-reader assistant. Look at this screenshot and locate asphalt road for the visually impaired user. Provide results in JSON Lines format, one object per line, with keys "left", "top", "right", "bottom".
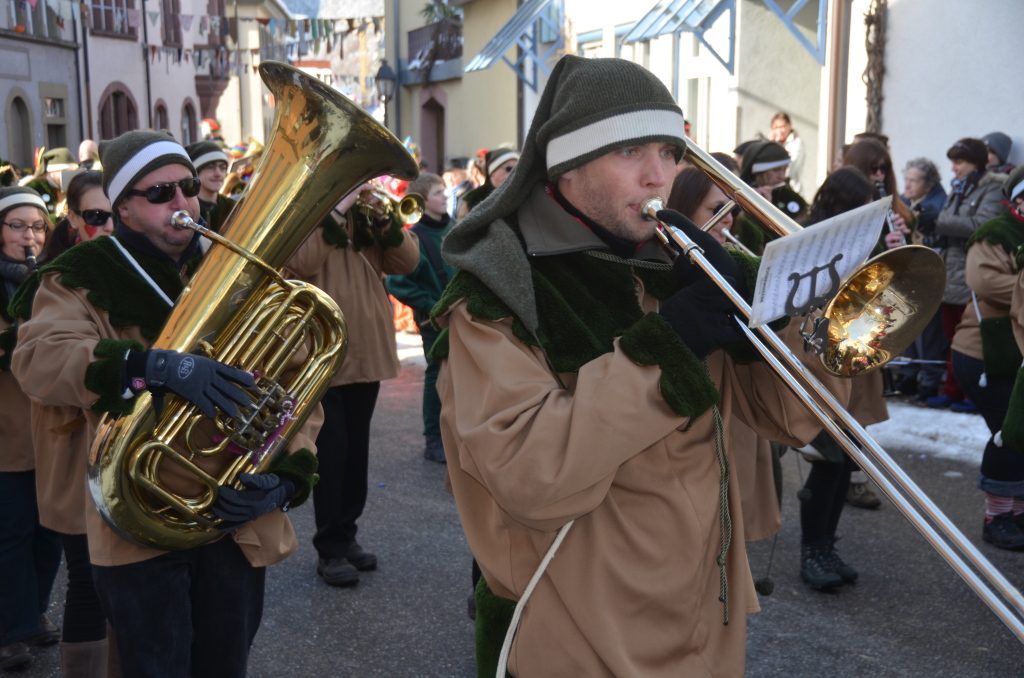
{"left": 17, "top": 365, "right": 1024, "bottom": 677}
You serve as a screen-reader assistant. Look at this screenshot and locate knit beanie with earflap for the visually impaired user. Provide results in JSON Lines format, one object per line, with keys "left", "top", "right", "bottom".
{"left": 100, "top": 130, "right": 196, "bottom": 208}
{"left": 441, "top": 55, "right": 687, "bottom": 334}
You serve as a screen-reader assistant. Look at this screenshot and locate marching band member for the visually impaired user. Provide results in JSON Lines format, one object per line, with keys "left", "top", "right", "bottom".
{"left": 11, "top": 131, "right": 320, "bottom": 677}
{"left": 456, "top": 148, "right": 519, "bottom": 220}
{"left": 186, "top": 141, "right": 237, "bottom": 233}
{"left": 431, "top": 55, "right": 846, "bottom": 677}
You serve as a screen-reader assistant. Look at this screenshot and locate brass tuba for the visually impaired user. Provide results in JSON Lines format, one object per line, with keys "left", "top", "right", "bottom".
{"left": 88, "top": 62, "right": 419, "bottom": 550}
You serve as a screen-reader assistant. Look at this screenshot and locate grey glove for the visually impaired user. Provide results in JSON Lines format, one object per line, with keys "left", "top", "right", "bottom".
{"left": 212, "top": 472, "right": 298, "bottom": 532}
{"left": 131, "top": 349, "right": 256, "bottom": 418}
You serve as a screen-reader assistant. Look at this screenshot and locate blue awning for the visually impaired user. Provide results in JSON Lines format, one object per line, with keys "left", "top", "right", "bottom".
{"left": 464, "top": 0, "right": 563, "bottom": 91}
{"left": 622, "top": 0, "right": 726, "bottom": 44}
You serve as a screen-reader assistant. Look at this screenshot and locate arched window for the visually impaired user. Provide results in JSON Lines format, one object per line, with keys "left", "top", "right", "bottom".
{"left": 181, "top": 102, "right": 197, "bottom": 145}
{"left": 7, "top": 95, "right": 32, "bottom": 168}
{"left": 154, "top": 102, "right": 169, "bottom": 131}
{"left": 98, "top": 84, "right": 138, "bottom": 140}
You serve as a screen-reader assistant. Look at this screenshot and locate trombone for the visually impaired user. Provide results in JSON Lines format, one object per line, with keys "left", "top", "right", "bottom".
{"left": 646, "top": 142, "right": 1024, "bottom": 643}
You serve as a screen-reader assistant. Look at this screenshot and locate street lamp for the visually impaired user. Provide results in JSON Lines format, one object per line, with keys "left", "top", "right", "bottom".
{"left": 375, "top": 60, "right": 397, "bottom": 126}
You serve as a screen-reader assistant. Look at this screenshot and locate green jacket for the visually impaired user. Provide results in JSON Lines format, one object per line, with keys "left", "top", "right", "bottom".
{"left": 386, "top": 215, "right": 457, "bottom": 328}
{"left": 199, "top": 194, "right": 237, "bottom": 233}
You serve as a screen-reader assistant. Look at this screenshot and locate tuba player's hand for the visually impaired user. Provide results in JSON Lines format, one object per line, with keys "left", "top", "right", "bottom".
{"left": 125, "top": 349, "right": 256, "bottom": 418}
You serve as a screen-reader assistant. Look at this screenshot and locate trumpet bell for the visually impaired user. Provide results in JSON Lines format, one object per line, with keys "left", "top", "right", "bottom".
{"left": 821, "top": 245, "right": 946, "bottom": 377}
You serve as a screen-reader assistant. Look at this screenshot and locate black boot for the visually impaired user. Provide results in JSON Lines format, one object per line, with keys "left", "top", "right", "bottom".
{"left": 983, "top": 513, "right": 1024, "bottom": 550}
{"left": 800, "top": 542, "right": 843, "bottom": 590}
{"left": 822, "top": 536, "right": 858, "bottom": 583}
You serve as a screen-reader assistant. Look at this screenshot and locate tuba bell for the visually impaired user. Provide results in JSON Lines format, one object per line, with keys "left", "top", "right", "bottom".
{"left": 88, "top": 62, "right": 419, "bottom": 550}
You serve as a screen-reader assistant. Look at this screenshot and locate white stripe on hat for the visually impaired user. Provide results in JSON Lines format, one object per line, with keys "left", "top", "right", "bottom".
{"left": 750, "top": 158, "right": 791, "bottom": 173}
{"left": 191, "top": 150, "right": 229, "bottom": 170}
{"left": 487, "top": 151, "right": 520, "bottom": 177}
{"left": 546, "top": 109, "right": 687, "bottom": 172}
{"left": 0, "top": 192, "right": 47, "bottom": 214}
{"left": 108, "top": 140, "right": 191, "bottom": 204}
{"left": 1011, "top": 179, "right": 1024, "bottom": 202}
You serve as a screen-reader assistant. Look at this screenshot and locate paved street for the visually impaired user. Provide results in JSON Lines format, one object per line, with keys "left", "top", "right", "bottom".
{"left": 18, "top": 335, "right": 1024, "bottom": 676}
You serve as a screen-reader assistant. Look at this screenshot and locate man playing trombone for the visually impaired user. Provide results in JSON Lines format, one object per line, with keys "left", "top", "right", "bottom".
{"left": 431, "top": 55, "right": 847, "bottom": 677}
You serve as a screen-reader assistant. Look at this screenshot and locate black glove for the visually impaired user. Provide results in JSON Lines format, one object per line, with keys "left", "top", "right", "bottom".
{"left": 212, "top": 472, "right": 298, "bottom": 532}
{"left": 659, "top": 278, "right": 746, "bottom": 359}
{"left": 656, "top": 208, "right": 749, "bottom": 297}
{"left": 126, "top": 349, "right": 255, "bottom": 418}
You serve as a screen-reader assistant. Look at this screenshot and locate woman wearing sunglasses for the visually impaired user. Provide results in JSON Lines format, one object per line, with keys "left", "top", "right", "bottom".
{"left": 45, "top": 171, "right": 113, "bottom": 260}
{"left": 0, "top": 186, "right": 62, "bottom": 670}
{"left": 842, "top": 139, "right": 915, "bottom": 252}
{"left": 12, "top": 169, "right": 116, "bottom": 674}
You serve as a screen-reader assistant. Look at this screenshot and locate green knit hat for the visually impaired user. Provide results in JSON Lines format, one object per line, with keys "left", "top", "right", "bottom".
{"left": 100, "top": 130, "right": 195, "bottom": 208}
{"left": 1005, "top": 165, "right": 1024, "bottom": 202}
{"left": 485, "top": 148, "right": 519, "bottom": 178}
{"left": 0, "top": 186, "right": 46, "bottom": 218}
{"left": 186, "top": 141, "right": 230, "bottom": 172}
{"left": 739, "top": 140, "right": 791, "bottom": 184}
{"left": 40, "top": 147, "right": 77, "bottom": 172}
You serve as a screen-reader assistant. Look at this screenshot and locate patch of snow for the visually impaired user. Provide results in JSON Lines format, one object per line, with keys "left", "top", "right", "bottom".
{"left": 866, "top": 400, "right": 991, "bottom": 465}
{"left": 396, "top": 332, "right": 426, "bottom": 369}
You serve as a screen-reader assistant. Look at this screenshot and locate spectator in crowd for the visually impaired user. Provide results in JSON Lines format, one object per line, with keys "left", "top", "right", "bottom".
{"left": 8, "top": 171, "right": 116, "bottom": 675}
{"left": 386, "top": 172, "right": 457, "bottom": 463}
{"left": 895, "top": 158, "right": 949, "bottom": 401}
{"left": 951, "top": 165, "right": 1024, "bottom": 549}
{"left": 926, "top": 138, "right": 1009, "bottom": 413}
{"left": 22, "top": 148, "right": 78, "bottom": 219}
{"left": 186, "top": 141, "right": 237, "bottom": 232}
{"left": 0, "top": 186, "right": 62, "bottom": 671}
{"left": 735, "top": 140, "right": 807, "bottom": 253}
{"left": 442, "top": 159, "right": 472, "bottom": 219}
{"left": 796, "top": 167, "right": 884, "bottom": 587}
{"left": 983, "top": 132, "right": 1015, "bottom": 174}
{"left": 78, "top": 140, "right": 99, "bottom": 170}
{"left": 456, "top": 148, "right": 519, "bottom": 220}
{"left": 733, "top": 139, "right": 757, "bottom": 171}
{"left": 770, "top": 112, "right": 805, "bottom": 195}
{"left": 842, "top": 139, "right": 914, "bottom": 252}
{"left": 286, "top": 185, "right": 419, "bottom": 587}
{"left": 12, "top": 131, "right": 318, "bottom": 676}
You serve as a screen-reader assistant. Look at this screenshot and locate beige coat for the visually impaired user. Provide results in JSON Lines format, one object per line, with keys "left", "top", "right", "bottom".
{"left": 0, "top": 315, "right": 34, "bottom": 472}
{"left": 285, "top": 214, "right": 419, "bottom": 386}
{"left": 436, "top": 290, "right": 849, "bottom": 677}
{"left": 32, "top": 402, "right": 90, "bottom": 534}
{"left": 954, "top": 240, "right": 1016, "bottom": 361}
{"left": 12, "top": 273, "right": 321, "bottom": 567}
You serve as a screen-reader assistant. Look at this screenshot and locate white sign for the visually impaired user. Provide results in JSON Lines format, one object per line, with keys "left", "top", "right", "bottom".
{"left": 748, "top": 197, "right": 890, "bottom": 327}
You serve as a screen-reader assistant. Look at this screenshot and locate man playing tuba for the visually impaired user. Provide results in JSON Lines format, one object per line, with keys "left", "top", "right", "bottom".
{"left": 11, "top": 130, "right": 320, "bottom": 677}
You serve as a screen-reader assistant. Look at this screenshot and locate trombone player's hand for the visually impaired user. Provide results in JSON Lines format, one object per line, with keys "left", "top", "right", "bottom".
{"left": 656, "top": 208, "right": 749, "bottom": 299}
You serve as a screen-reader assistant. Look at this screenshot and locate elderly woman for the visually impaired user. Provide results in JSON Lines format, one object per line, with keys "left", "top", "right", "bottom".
{"left": 0, "top": 187, "right": 61, "bottom": 670}
{"left": 893, "top": 158, "right": 949, "bottom": 401}
{"left": 925, "top": 138, "right": 1009, "bottom": 413}
{"left": 950, "top": 166, "right": 1024, "bottom": 549}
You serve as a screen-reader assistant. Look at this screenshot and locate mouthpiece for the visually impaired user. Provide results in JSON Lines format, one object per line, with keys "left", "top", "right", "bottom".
{"left": 640, "top": 197, "right": 665, "bottom": 221}
{"left": 24, "top": 246, "right": 37, "bottom": 269}
{"left": 171, "top": 210, "right": 195, "bottom": 231}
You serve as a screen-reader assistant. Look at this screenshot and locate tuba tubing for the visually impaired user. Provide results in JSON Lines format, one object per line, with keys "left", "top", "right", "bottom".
{"left": 88, "top": 62, "right": 419, "bottom": 550}
{"left": 642, "top": 191, "right": 1024, "bottom": 644}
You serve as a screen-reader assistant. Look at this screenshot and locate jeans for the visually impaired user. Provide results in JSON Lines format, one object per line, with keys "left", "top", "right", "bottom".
{"left": 897, "top": 305, "right": 948, "bottom": 390}
{"left": 421, "top": 327, "right": 442, "bottom": 437}
{"left": 0, "top": 470, "right": 63, "bottom": 643}
{"left": 800, "top": 451, "right": 855, "bottom": 545}
{"left": 312, "top": 382, "right": 380, "bottom": 559}
{"left": 952, "top": 350, "right": 1024, "bottom": 495}
{"left": 940, "top": 303, "right": 966, "bottom": 400}
{"left": 60, "top": 533, "right": 107, "bottom": 643}
{"left": 93, "top": 536, "right": 265, "bottom": 678}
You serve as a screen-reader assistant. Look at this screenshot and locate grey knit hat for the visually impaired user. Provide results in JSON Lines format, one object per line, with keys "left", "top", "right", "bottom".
{"left": 983, "top": 132, "right": 1012, "bottom": 165}
{"left": 1004, "top": 165, "right": 1024, "bottom": 202}
{"left": 100, "top": 130, "right": 195, "bottom": 208}
{"left": 740, "top": 140, "right": 791, "bottom": 184}
{"left": 0, "top": 186, "right": 47, "bottom": 218}
{"left": 442, "top": 55, "right": 687, "bottom": 334}
{"left": 186, "top": 141, "right": 230, "bottom": 172}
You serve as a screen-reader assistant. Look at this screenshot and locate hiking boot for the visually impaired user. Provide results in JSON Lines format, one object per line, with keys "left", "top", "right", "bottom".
{"left": 847, "top": 481, "right": 881, "bottom": 509}
{"left": 983, "top": 513, "right": 1024, "bottom": 550}
{"left": 0, "top": 641, "right": 32, "bottom": 670}
{"left": 27, "top": 613, "right": 61, "bottom": 646}
{"left": 800, "top": 543, "right": 843, "bottom": 590}
{"left": 317, "top": 557, "right": 360, "bottom": 587}
{"left": 423, "top": 434, "right": 446, "bottom": 463}
{"left": 950, "top": 398, "right": 977, "bottom": 414}
{"left": 822, "top": 536, "right": 859, "bottom": 583}
{"left": 345, "top": 543, "right": 377, "bottom": 571}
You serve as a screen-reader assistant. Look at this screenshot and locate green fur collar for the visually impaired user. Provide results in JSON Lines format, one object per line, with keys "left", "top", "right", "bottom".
{"left": 969, "top": 209, "right": 1024, "bottom": 260}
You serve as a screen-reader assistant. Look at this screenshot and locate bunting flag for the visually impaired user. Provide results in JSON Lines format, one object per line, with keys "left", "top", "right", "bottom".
{"left": 310, "top": 18, "right": 318, "bottom": 39}
{"left": 199, "top": 14, "right": 207, "bottom": 34}
{"left": 180, "top": 13, "right": 192, "bottom": 30}
{"left": 147, "top": 10, "right": 159, "bottom": 26}
{"left": 26, "top": 0, "right": 38, "bottom": 9}
{"left": 126, "top": 8, "right": 139, "bottom": 27}
{"left": 221, "top": 14, "right": 229, "bottom": 36}
{"left": 255, "top": 17, "right": 268, "bottom": 26}
{"left": 71, "top": 0, "right": 79, "bottom": 24}
{"left": 209, "top": 15, "right": 220, "bottom": 33}
{"left": 268, "top": 17, "right": 275, "bottom": 34}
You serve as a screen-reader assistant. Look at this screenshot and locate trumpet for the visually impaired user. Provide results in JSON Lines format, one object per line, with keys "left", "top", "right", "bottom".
{"left": 356, "top": 185, "right": 424, "bottom": 225}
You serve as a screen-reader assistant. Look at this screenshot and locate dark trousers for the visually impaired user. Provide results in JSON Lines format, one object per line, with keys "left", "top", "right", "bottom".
{"left": 421, "top": 327, "right": 442, "bottom": 437}
{"left": 952, "top": 350, "right": 1024, "bottom": 495}
{"left": 800, "top": 453, "right": 855, "bottom": 545}
{"left": 898, "top": 305, "right": 949, "bottom": 390}
{"left": 0, "top": 470, "right": 63, "bottom": 643}
{"left": 941, "top": 303, "right": 966, "bottom": 400}
{"left": 93, "top": 536, "right": 265, "bottom": 678}
{"left": 312, "top": 381, "right": 380, "bottom": 559}
{"left": 60, "top": 533, "right": 107, "bottom": 643}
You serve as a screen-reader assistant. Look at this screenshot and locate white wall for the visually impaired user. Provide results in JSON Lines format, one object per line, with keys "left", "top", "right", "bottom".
{"left": 880, "top": 0, "right": 1024, "bottom": 188}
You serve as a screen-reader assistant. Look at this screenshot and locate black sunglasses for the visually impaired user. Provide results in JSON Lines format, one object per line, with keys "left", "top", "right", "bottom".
{"left": 127, "top": 177, "right": 202, "bottom": 204}
{"left": 74, "top": 209, "right": 112, "bottom": 227}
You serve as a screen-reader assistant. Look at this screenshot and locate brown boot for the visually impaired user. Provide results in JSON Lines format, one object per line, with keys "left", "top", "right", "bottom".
{"left": 61, "top": 639, "right": 108, "bottom": 678}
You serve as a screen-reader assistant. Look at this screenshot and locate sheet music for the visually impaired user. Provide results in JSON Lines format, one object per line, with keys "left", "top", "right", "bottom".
{"left": 748, "top": 197, "right": 890, "bottom": 327}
